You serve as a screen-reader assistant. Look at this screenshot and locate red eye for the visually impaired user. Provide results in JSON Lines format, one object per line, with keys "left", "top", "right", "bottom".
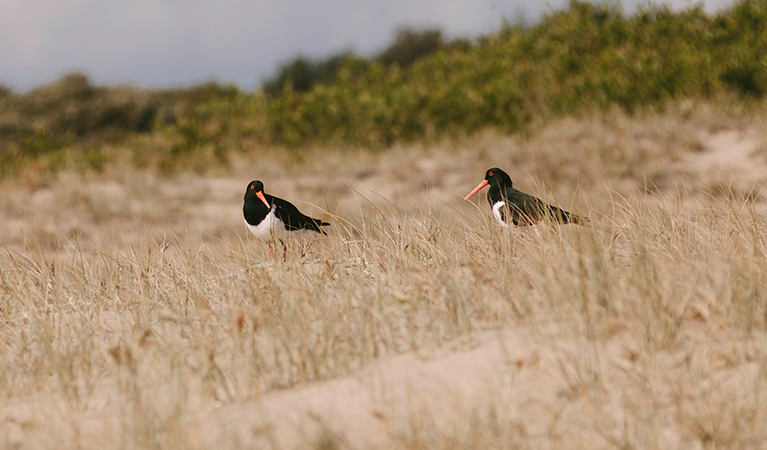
{"left": 250, "top": 185, "right": 254, "bottom": 189}
{"left": 488, "top": 171, "right": 494, "bottom": 176}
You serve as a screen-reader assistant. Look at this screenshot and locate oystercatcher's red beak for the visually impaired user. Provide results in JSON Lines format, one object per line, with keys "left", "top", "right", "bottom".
{"left": 256, "top": 191, "right": 270, "bottom": 208}
{"left": 464, "top": 180, "right": 489, "bottom": 200}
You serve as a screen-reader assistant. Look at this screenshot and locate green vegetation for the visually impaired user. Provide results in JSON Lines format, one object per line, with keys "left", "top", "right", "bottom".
{"left": 261, "top": 27, "right": 455, "bottom": 99}
{"left": 1, "top": 0, "right": 766, "bottom": 176}
{"left": 266, "top": 0, "right": 767, "bottom": 147}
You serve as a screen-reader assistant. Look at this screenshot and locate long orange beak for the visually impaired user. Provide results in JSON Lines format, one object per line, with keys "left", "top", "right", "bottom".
{"left": 256, "top": 191, "right": 270, "bottom": 208}
{"left": 464, "top": 179, "right": 489, "bottom": 200}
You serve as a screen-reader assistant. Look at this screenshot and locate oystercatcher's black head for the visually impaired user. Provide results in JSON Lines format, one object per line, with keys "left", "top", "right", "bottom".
{"left": 464, "top": 167, "right": 512, "bottom": 200}
{"left": 244, "top": 180, "right": 270, "bottom": 208}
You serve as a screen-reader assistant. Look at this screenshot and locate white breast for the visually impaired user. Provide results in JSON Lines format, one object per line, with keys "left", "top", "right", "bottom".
{"left": 492, "top": 201, "right": 509, "bottom": 228}
{"left": 245, "top": 205, "right": 287, "bottom": 240}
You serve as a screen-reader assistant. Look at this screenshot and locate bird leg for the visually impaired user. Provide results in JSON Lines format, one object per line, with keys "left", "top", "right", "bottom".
{"left": 266, "top": 243, "right": 273, "bottom": 262}
{"left": 280, "top": 239, "right": 287, "bottom": 261}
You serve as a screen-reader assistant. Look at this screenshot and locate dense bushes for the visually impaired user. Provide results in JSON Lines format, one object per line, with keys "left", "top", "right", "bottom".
{"left": 0, "top": 74, "right": 244, "bottom": 175}
{"left": 1, "top": 74, "right": 162, "bottom": 142}
{"left": 261, "top": 27, "right": 452, "bottom": 99}
{"left": 266, "top": 0, "right": 767, "bottom": 146}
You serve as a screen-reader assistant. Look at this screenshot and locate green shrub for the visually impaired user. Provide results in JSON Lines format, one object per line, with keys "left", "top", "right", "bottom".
{"left": 375, "top": 27, "right": 447, "bottom": 68}
{"left": 265, "top": 0, "right": 767, "bottom": 147}
{"left": 262, "top": 27, "right": 450, "bottom": 100}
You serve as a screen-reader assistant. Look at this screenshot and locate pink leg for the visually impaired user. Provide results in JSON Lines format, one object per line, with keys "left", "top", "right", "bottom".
{"left": 266, "top": 243, "right": 273, "bottom": 262}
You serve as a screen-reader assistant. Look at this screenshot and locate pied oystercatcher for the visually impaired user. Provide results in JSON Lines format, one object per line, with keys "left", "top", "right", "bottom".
{"left": 243, "top": 180, "right": 329, "bottom": 259}
{"left": 464, "top": 168, "right": 585, "bottom": 226}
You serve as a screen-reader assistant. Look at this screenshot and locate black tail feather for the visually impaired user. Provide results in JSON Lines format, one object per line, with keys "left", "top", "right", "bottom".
{"left": 549, "top": 205, "right": 588, "bottom": 225}
{"left": 567, "top": 213, "right": 589, "bottom": 225}
{"left": 309, "top": 217, "right": 330, "bottom": 234}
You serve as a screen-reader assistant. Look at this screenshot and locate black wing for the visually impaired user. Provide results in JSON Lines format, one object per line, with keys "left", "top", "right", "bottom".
{"left": 273, "top": 197, "right": 330, "bottom": 234}
{"left": 505, "top": 189, "right": 583, "bottom": 226}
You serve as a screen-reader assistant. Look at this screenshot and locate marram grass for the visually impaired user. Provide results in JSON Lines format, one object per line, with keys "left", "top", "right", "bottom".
{"left": 1, "top": 192, "right": 766, "bottom": 448}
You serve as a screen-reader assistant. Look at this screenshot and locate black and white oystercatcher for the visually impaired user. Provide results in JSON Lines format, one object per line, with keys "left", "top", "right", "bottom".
{"left": 243, "top": 180, "right": 329, "bottom": 259}
{"left": 464, "top": 168, "right": 585, "bottom": 226}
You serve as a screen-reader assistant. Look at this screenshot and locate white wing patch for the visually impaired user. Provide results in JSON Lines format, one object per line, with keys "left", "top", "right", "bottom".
{"left": 245, "top": 205, "right": 288, "bottom": 240}
{"left": 492, "top": 201, "right": 509, "bottom": 228}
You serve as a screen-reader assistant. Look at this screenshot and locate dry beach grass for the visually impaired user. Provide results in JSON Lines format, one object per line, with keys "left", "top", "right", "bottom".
{"left": 2, "top": 102, "right": 767, "bottom": 448}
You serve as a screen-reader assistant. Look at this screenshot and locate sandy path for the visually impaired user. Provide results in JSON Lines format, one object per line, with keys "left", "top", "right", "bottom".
{"left": 198, "top": 324, "right": 765, "bottom": 449}
{"left": 691, "top": 129, "right": 765, "bottom": 180}
{"left": 200, "top": 329, "right": 561, "bottom": 448}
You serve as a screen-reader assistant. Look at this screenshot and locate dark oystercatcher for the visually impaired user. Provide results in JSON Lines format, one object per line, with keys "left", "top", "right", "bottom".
{"left": 464, "top": 168, "right": 586, "bottom": 226}
{"left": 243, "top": 180, "right": 329, "bottom": 259}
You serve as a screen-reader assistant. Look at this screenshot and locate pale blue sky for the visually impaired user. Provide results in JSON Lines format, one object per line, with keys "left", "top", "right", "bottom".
{"left": 0, "top": 0, "right": 735, "bottom": 92}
